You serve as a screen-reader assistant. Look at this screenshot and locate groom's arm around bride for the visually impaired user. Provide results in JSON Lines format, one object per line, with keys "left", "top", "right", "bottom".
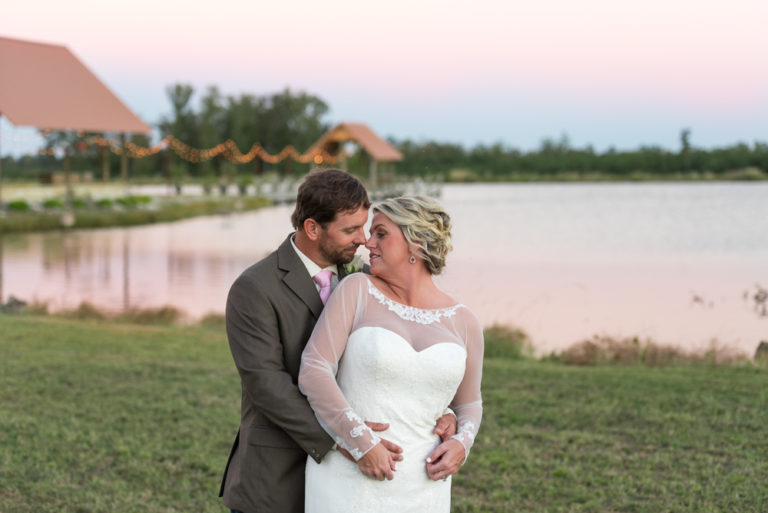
{"left": 219, "top": 169, "right": 407, "bottom": 513}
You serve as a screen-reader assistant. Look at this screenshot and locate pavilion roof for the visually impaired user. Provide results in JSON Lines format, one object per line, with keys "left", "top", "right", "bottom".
{"left": 0, "top": 35, "right": 151, "bottom": 133}
{"left": 309, "top": 122, "right": 402, "bottom": 162}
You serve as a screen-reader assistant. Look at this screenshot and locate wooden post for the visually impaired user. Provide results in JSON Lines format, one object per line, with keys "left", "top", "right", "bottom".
{"left": 122, "top": 231, "right": 130, "bottom": 310}
{"left": 64, "top": 145, "right": 73, "bottom": 200}
{"left": 339, "top": 142, "right": 348, "bottom": 171}
{"left": 369, "top": 156, "right": 378, "bottom": 189}
{"left": 0, "top": 234, "right": 5, "bottom": 305}
{"left": 101, "top": 144, "right": 109, "bottom": 182}
{"left": 0, "top": 233, "right": 5, "bottom": 305}
{"left": 0, "top": 234, "right": 3, "bottom": 304}
{"left": 165, "top": 145, "right": 172, "bottom": 181}
{"left": 0, "top": 115, "right": 4, "bottom": 209}
{"left": 253, "top": 156, "right": 262, "bottom": 177}
{"left": 120, "top": 133, "right": 128, "bottom": 182}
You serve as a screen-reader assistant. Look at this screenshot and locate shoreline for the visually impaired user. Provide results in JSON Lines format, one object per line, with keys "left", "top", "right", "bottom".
{"left": 2, "top": 302, "right": 764, "bottom": 367}
{"left": 0, "top": 193, "right": 271, "bottom": 234}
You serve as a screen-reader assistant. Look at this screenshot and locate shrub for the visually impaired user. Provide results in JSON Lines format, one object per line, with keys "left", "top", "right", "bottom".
{"left": 43, "top": 198, "right": 65, "bottom": 209}
{"left": 723, "top": 167, "right": 766, "bottom": 181}
{"left": 447, "top": 169, "right": 479, "bottom": 183}
{"left": 555, "top": 336, "right": 677, "bottom": 366}
{"left": 59, "top": 302, "right": 107, "bottom": 321}
{"left": 199, "top": 312, "right": 226, "bottom": 330}
{"left": 116, "top": 195, "right": 153, "bottom": 208}
{"left": 552, "top": 335, "right": 749, "bottom": 367}
{"left": 116, "top": 306, "right": 183, "bottom": 325}
{"left": 8, "top": 199, "right": 30, "bottom": 212}
{"left": 483, "top": 324, "right": 532, "bottom": 360}
{"left": 97, "top": 198, "right": 114, "bottom": 209}
{"left": 23, "top": 300, "right": 50, "bottom": 315}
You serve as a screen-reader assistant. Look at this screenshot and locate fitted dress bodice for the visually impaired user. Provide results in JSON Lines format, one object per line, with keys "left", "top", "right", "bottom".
{"left": 299, "top": 274, "right": 484, "bottom": 513}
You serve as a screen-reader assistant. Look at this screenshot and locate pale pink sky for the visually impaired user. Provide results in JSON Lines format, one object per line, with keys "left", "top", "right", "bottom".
{"left": 2, "top": 0, "right": 767, "bottom": 152}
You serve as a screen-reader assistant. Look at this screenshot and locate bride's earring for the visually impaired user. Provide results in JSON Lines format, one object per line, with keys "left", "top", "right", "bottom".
{"left": 409, "top": 255, "right": 416, "bottom": 264}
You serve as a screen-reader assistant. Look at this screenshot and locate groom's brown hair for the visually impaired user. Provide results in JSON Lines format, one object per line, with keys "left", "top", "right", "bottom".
{"left": 291, "top": 168, "right": 370, "bottom": 230}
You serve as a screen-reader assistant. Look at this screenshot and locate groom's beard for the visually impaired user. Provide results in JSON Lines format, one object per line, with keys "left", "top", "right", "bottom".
{"left": 319, "top": 240, "right": 358, "bottom": 266}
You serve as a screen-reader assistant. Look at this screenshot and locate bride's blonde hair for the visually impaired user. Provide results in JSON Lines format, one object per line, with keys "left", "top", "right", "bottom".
{"left": 372, "top": 195, "right": 453, "bottom": 275}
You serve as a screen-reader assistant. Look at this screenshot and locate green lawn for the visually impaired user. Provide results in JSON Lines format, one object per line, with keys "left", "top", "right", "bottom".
{"left": 1, "top": 315, "right": 766, "bottom": 512}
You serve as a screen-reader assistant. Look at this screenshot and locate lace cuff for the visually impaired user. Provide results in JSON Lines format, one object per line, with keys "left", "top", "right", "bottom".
{"left": 315, "top": 407, "right": 381, "bottom": 461}
{"left": 338, "top": 409, "right": 381, "bottom": 460}
{"left": 451, "top": 421, "right": 477, "bottom": 463}
{"left": 450, "top": 399, "right": 482, "bottom": 462}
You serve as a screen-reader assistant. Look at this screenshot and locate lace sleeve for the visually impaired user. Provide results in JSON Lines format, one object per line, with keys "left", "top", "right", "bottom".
{"left": 298, "top": 274, "right": 381, "bottom": 460}
{"left": 449, "top": 311, "right": 484, "bottom": 458}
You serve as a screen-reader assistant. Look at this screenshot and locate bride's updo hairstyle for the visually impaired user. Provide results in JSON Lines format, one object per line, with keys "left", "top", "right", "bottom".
{"left": 372, "top": 195, "right": 453, "bottom": 275}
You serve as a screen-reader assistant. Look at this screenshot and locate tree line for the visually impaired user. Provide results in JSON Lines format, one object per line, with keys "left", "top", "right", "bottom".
{"left": 394, "top": 132, "right": 768, "bottom": 181}
{"left": 2, "top": 84, "right": 767, "bottom": 182}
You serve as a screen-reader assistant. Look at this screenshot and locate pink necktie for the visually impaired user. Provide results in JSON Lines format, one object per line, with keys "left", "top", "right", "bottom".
{"left": 313, "top": 270, "right": 333, "bottom": 305}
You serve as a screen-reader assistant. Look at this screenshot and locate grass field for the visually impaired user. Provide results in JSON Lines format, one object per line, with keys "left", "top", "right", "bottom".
{"left": 1, "top": 314, "right": 767, "bottom": 512}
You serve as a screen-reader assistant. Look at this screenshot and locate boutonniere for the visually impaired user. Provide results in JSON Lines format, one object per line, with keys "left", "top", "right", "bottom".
{"left": 343, "top": 255, "right": 365, "bottom": 275}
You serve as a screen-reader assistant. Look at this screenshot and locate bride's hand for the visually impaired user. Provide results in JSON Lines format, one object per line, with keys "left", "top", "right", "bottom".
{"left": 357, "top": 442, "right": 396, "bottom": 481}
{"left": 425, "top": 439, "right": 465, "bottom": 481}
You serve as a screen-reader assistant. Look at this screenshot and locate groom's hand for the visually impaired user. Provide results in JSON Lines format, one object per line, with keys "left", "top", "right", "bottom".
{"left": 336, "top": 421, "right": 403, "bottom": 463}
{"left": 432, "top": 412, "right": 457, "bottom": 441}
{"left": 357, "top": 443, "right": 396, "bottom": 481}
{"left": 365, "top": 421, "right": 404, "bottom": 461}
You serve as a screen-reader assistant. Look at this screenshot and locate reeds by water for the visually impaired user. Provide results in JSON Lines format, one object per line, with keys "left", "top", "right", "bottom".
{"left": 5, "top": 304, "right": 763, "bottom": 368}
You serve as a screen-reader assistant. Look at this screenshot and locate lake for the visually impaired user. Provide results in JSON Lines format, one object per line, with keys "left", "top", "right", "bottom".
{"left": 2, "top": 182, "right": 767, "bottom": 355}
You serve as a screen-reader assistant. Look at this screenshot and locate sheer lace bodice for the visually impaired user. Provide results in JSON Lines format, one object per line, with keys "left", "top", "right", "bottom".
{"left": 299, "top": 273, "right": 484, "bottom": 460}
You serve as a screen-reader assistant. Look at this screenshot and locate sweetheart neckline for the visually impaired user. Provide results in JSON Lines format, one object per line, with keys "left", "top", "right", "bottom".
{"left": 349, "top": 326, "right": 467, "bottom": 356}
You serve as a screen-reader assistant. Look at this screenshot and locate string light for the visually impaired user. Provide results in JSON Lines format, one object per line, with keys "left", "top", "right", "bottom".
{"left": 26, "top": 133, "right": 345, "bottom": 165}
{"left": 101, "top": 135, "right": 343, "bottom": 164}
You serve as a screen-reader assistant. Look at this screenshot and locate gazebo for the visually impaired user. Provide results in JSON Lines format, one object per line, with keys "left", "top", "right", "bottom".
{"left": 308, "top": 122, "right": 402, "bottom": 186}
{"left": 0, "top": 35, "right": 151, "bottom": 204}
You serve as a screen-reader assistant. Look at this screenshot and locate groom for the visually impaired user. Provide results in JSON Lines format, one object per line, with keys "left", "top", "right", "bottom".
{"left": 220, "top": 168, "right": 455, "bottom": 513}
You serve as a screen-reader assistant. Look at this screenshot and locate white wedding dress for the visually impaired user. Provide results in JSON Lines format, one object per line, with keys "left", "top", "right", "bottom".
{"left": 299, "top": 274, "right": 483, "bottom": 513}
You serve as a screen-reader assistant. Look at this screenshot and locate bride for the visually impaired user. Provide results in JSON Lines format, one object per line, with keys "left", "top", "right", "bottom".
{"left": 298, "top": 195, "right": 483, "bottom": 512}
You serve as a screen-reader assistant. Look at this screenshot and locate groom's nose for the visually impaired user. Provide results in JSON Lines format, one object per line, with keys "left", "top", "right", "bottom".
{"left": 353, "top": 228, "right": 366, "bottom": 246}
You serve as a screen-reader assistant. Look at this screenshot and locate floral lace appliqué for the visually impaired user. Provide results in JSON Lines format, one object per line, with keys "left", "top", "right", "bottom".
{"left": 336, "top": 409, "right": 380, "bottom": 461}
{"left": 452, "top": 421, "right": 477, "bottom": 444}
{"left": 367, "top": 283, "right": 463, "bottom": 325}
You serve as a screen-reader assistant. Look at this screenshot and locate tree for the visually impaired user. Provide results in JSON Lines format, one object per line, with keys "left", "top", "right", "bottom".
{"left": 159, "top": 84, "right": 197, "bottom": 174}
{"left": 198, "top": 86, "right": 225, "bottom": 177}
{"left": 680, "top": 128, "right": 692, "bottom": 172}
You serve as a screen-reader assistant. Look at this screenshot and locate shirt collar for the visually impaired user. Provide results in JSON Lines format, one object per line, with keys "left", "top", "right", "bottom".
{"left": 290, "top": 234, "right": 338, "bottom": 278}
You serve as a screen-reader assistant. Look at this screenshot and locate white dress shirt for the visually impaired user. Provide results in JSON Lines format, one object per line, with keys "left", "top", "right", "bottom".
{"left": 290, "top": 235, "right": 340, "bottom": 292}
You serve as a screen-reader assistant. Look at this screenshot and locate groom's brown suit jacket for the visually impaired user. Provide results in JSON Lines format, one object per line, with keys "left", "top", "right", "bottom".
{"left": 220, "top": 234, "right": 343, "bottom": 513}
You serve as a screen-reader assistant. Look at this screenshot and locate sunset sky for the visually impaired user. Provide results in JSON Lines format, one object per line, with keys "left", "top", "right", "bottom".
{"left": 2, "top": 0, "right": 767, "bottom": 153}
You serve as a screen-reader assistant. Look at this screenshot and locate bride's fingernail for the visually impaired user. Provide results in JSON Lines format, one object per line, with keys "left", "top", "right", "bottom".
{"left": 425, "top": 457, "right": 432, "bottom": 463}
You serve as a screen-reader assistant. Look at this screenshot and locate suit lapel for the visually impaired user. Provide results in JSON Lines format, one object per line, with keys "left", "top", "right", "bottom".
{"left": 277, "top": 234, "right": 324, "bottom": 319}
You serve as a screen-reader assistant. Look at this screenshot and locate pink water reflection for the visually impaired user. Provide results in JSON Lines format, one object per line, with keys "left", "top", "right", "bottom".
{"left": 2, "top": 206, "right": 294, "bottom": 319}
{"left": 2, "top": 183, "right": 767, "bottom": 356}
{"left": 437, "top": 257, "right": 766, "bottom": 356}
